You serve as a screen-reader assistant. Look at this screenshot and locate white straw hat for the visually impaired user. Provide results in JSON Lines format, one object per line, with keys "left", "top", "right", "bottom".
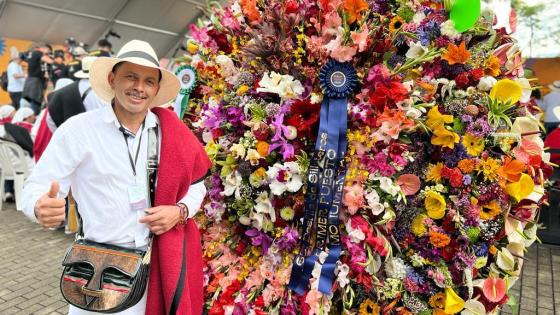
{"left": 548, "top": 80, "right": 560, "bottom": 92}
{"left": 89, "top": 40, "right": 180, "bottom": 108}
{"left": 74, "top": 56, "right": 97, "bottom": 79}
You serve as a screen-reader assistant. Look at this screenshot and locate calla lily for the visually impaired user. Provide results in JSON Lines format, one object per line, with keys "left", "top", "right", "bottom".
{"left": 490, "top": 79, "right": 523, "bottom": 104}
{"left": 461, "top": 299, "right": 486, "bottom": 315}
{"left": 482, "top": 277, "right": 507, "bottom": 302}
{"left": 445, "top": 287, "right": 465, "bottom": 314}
{"left": 505, "top": 173, "right": 534, "bottom": 202}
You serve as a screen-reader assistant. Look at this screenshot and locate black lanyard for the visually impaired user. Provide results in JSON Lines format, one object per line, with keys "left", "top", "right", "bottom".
{"left": 119, "top": 120, "right": 145, "bottom": 177}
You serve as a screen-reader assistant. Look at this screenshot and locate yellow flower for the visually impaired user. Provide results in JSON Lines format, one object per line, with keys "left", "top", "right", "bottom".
{"left": 426, "top": 106, "right": 454, "bottom": 130}
{"left": 429, "top": 292, "right": 446, "bottom": 309}
{"left": 389, "top": 16, "right": 405, "bottom": 33}
{"left": 411, "top": 214, "right": 428, "bottom": 236}
{"left": 444, "top": 287, "right": 465, "bottom": 314}
{"left": 431, "top": 126, "right": 460, "bottom": 149}
{"left": 477, "top": 157, "right": 501, "bottom": 182}
{"left": 484, "top": 55, "right": 501, "bottom": 77}
{"left": 359, "top": 299, "right": 380, "bottom": 315}
{"left": 505, "top": 173, "right": 535, "bottom": 202}
{"left": 236, "top": 84, "right": 250, "bottom": 96}
{"left": 425, "top": 191, "right": 446, "bottom": 219}
{"left": 490, "top": 79, "right": 523, "bottom": 104}
{"left": 426, "top": 162, "right": 444, "bottom": 183}
{"left": 256, "top": 141, "right": 270, "bottom": 157}
{"left": 462, "top": 133, "right": 485, "bottom": 156}
{"left": 480, "top": 200, "right": 502, "bottom": 221}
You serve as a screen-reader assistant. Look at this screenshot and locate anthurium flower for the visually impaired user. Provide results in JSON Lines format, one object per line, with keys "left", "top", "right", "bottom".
{"left": 431, "top": 126, "right": 460, "bottom": 149}
{"left": 425, "top": 190, "right": 446, "bottom": 219}
{"left": 444, "top": 287, "right": 465, "bottom": 314}
{"left": 496, "top": 248, "right": 516, "bottom": 272}
{"left": 396, "top": 174, "right": 421, "bottom": 195}
{"left": 490, "top": 79, "right": 523, "bottom": 104}
{"left": 497, "top": 157, "right": 525, "bottom": 183}
{"left": 505, "top": 173, "right": 534, "bottom": 202}
{"left": 482, "top": 277, "right": 506, "bottom": 302}
{"left": 426, "top": 106, "right": 453, "bottom": 130}
{"left": 460, "top": 299, "right": 486, "bottom": 315}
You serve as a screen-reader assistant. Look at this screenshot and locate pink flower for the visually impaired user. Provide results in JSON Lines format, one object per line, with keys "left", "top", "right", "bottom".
{"left": 396, "top": 174, "right": 421, "bottom": 196}
{"left": 483, "top": 277, "right": 507, "bottom": 302}
{"left": 343, "top": 184, "right": 365, "bottom": 214}
{"left": 324, "top": 35, "right": 357, "bottom": 62}
{"left": 350, "top": 25, "right": 369, "bottom": 52}
{"left": 512, "top": 138, "right": 542, "bottom": 166}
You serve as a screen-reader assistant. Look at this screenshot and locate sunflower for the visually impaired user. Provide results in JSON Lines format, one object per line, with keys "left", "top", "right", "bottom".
{"left": 426, "top": 162, "right": 444, "bottom": 183}
{"left": 389, "top": 16, "right": 405, "bottom": 33}
{"left": 477, "top": 157, "right": 501, "bottom": 182}
{"left": 480, "top": 200, "right": 502, "bottom": 220}
{"left": 462, "top": 133, "right": 485, "bottom": 156}
{"left": 359, "top": 299, "right": 380, "bottom": 315}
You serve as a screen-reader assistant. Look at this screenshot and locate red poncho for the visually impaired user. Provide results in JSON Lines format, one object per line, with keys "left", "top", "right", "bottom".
{"left": 147, "top": 107, "right": 211, "bottom": 315}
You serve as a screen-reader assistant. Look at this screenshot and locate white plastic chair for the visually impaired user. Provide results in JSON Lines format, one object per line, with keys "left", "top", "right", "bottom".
{"left": 0, "top": 140, "right": 30, "bottom": 210}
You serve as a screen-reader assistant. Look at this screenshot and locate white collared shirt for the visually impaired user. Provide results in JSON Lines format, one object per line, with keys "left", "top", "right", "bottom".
{"left": 22, "top": 105, "right": 206, "bottom": 249}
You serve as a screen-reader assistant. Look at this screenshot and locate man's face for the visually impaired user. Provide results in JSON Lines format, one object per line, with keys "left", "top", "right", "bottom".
{"left": 39, "top": 46, "right": 51, "bottom": 55}
{"left": 108, "top": 62, "right": 160, "bottom": 114}
{"left": 25, "top": 115, "right": 36, "bottom": 124}
{"left": 54, "top": 57, "right": 64, "bottom": 64}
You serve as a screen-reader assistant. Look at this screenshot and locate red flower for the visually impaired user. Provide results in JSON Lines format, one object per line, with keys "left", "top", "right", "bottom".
{"left": 207, "top": 29, "right": 232, "bottom": 54}
{"left": 209, "top": 302, "right": 225, "bottom": 315}
{"left": 454, "top": 72, "right": 470, "bottom": 89}
{"left": 285, "top": 0, "right": 298, "bottom": 13}
{"left": 470, "top": 68, "right": 484, "bottom": 83}
{"left": 368, "top": 81, "right": 409, "bottom": 110}
{"left": 286, "top": 99, "right": 321, "bottom": 139}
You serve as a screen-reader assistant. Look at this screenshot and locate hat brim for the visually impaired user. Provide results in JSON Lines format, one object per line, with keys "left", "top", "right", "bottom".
{"left": 548, "top": 84, "right": 560, "bottom": 91}
{"left": 89, "top": 56, "right": 180, "bottom": 108}
{"left": 73, "top": 71, "right": 89, "bottom": 79}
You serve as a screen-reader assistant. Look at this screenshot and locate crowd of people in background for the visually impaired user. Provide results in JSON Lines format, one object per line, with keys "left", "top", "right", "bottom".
{"left": 0, "top": 38, "right": 112, "bottom": 226}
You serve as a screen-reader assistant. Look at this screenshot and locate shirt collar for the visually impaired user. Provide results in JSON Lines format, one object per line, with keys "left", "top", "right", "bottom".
{"left": 101, "top": 105, "right": 158, "bottom": 133}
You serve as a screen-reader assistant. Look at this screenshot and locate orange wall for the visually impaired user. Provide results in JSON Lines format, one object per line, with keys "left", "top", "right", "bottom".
{"left": 525, "top": 58, "right": 560, "bottom": 95}
{"left": 0, "top": 37, "right": 35, "bottom": 105}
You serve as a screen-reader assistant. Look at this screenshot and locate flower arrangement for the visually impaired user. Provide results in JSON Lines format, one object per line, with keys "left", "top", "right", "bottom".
{"left": 182, "top": 0, "right": 552, "bottom": 314}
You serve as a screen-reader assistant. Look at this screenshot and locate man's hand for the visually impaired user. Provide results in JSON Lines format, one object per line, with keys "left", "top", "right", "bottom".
{"left": 139, "top": 206, "right": 181, "bottom": 235}
{"left": 34, "top": 181, "right": 66, "bottom": 228}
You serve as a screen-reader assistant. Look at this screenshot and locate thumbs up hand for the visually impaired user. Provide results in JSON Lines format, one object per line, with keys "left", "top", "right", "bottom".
{"left": 34, "top": 181, "right": 66, "bottom": 228}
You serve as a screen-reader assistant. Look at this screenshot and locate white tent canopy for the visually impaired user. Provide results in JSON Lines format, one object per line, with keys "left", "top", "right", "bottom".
{"left": 0, "top": 0, "right": 205, "bottom": 58}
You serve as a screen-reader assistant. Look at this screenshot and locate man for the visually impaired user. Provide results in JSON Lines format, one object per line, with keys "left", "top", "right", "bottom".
{"left": 49, "top": 49, "right": 68, "bottom": 85}
{"left": 22, "top": 43, "right": 53, "bottom": 114}
{"left": 67, "top": 46, "right": 88, "bottom": 81}
{"left": 540, "top": 80, "right": 560, "bottom": 133}
{"left": 21, "top": 40, "right": 211, "bottom": 314}
{"left": 6, "top": 47, "right": 26, "bottom": 108}
{"left": 89, "top": 38, "right": 112, "bottom": 57}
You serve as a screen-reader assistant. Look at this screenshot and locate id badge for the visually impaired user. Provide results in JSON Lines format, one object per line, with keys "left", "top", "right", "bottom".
{"left": 128, "top": 185, "right": 148, "bottom": 212}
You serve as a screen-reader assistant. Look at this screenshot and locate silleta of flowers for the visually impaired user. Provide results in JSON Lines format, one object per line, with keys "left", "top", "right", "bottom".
{"left": 182, "top": 0, "right": 551, "bottom": 314}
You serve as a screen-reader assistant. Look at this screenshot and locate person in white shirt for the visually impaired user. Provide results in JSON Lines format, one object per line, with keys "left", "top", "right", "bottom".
{"left": 540, "top": 80, "right": 560, "bottom": 133}
{"left": 21, "top": 40, "right": 212, "bottom": 314}
{"left": 6, "top": 47, "right": 26, "bottom": 109}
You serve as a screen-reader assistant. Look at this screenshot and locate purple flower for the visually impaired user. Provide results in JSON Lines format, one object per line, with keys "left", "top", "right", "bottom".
{"left": 269, "top": 105, "right": 295, "bottom": 159}
{"left": 245, "top": 228, "right": 273, "bottom": 255}
{"left": 277, "top": 226, "right": 299, "bottom": 251}
{"left": 467, "top": 118, "right": 493, "bottom": 137}
{"left": 463, "top": 174, "right": 472, "bottom": 186}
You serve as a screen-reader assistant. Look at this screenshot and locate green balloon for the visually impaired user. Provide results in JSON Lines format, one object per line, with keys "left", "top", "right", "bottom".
{"left": 450, "top": 0, "right": 481, "bottom": 33}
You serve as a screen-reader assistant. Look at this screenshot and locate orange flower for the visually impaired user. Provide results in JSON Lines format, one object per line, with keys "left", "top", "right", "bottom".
{"left": 442, "top": 41, "right": 470, "bottom": 65}
{"left": 497, "top": 156, "right": 525, "bottom": 183}
{"left": 343, "top": 0, "right": 368, "bottom": 24}
{"left": 429, "top": 292, "right": 446, "bottom": 309}
{"left": 239, "top": 0, "right": 261, "bottom": 24}
{"left": 458, "top": 159, "right": 476, "bottom": 174}
{"left": 256, "top": 141, "right": 270, "bottom": 157}
{"left": 429, "top": 230, "right": 451, "bottom": 248}
{"left": 484, "top": 55, "right": 501, "bottom": 76}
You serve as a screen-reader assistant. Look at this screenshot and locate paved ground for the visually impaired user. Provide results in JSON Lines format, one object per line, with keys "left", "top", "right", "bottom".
{"left": 0, "top": 204, "right": 559, "bottom": 314}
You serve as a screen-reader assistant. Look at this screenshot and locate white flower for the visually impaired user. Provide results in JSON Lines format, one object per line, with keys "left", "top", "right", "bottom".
{"left": 215, "top": 55, "right": 239, "bottom": 84}
{"left": 239, "top": 215, "right": 251, "bottom": 226}
{"left": 405, "top": 41, "right": 428, "bottom": 59}
{"left": 257, "top": 72, "right": 304, "bottom": 99}
{"left": 221, "top": 171, "right": 242, "bottom": 198}
{"left": 406, "top": 107, "right": 423, "bottom": 119}
{"left": 413, "top": 11, "right": 426, "bottom": 23}
{"left": 514, "top": 77, "right": 532, "bottom": 103}
{"left": 230, "top": 143, "right": 246, "bottom": 159}
{"left": 461, "top": 299, "right": 486, "bottom": 315}
{"left": 310, "top": 92, "right": 323, "bottom": 104}
{"left": 254, "top": 191, "right": 276, "bottom": 222}
{"left": 336, "top": 262, "right": 350, "bottom": 288}
{"left": 266, "top": 162, "right": 303, "bottom": 195}
{"left": 375, "top": 176, "right": 401, "bottom": 197}
{"left": 440, "top": 20, "right": 461, "bottom": 40}
{"left": 345, "top": 219, "right": 365, "bottom": 243}
{"left": 365, "top": 190, "right": 385, "bottom": 215}
{"left": 496, "top": 247, "right": 515, "bottom": 272}
{"left": 384, "top": 257, "right": 408, "bottom": 280}
{"left": 477, "top": 76, "right": 497, "bottom": 91}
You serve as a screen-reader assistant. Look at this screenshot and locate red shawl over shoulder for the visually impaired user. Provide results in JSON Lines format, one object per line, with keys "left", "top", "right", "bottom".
{"left": 148, "top": 107, "right": 211, "bottom": 315}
